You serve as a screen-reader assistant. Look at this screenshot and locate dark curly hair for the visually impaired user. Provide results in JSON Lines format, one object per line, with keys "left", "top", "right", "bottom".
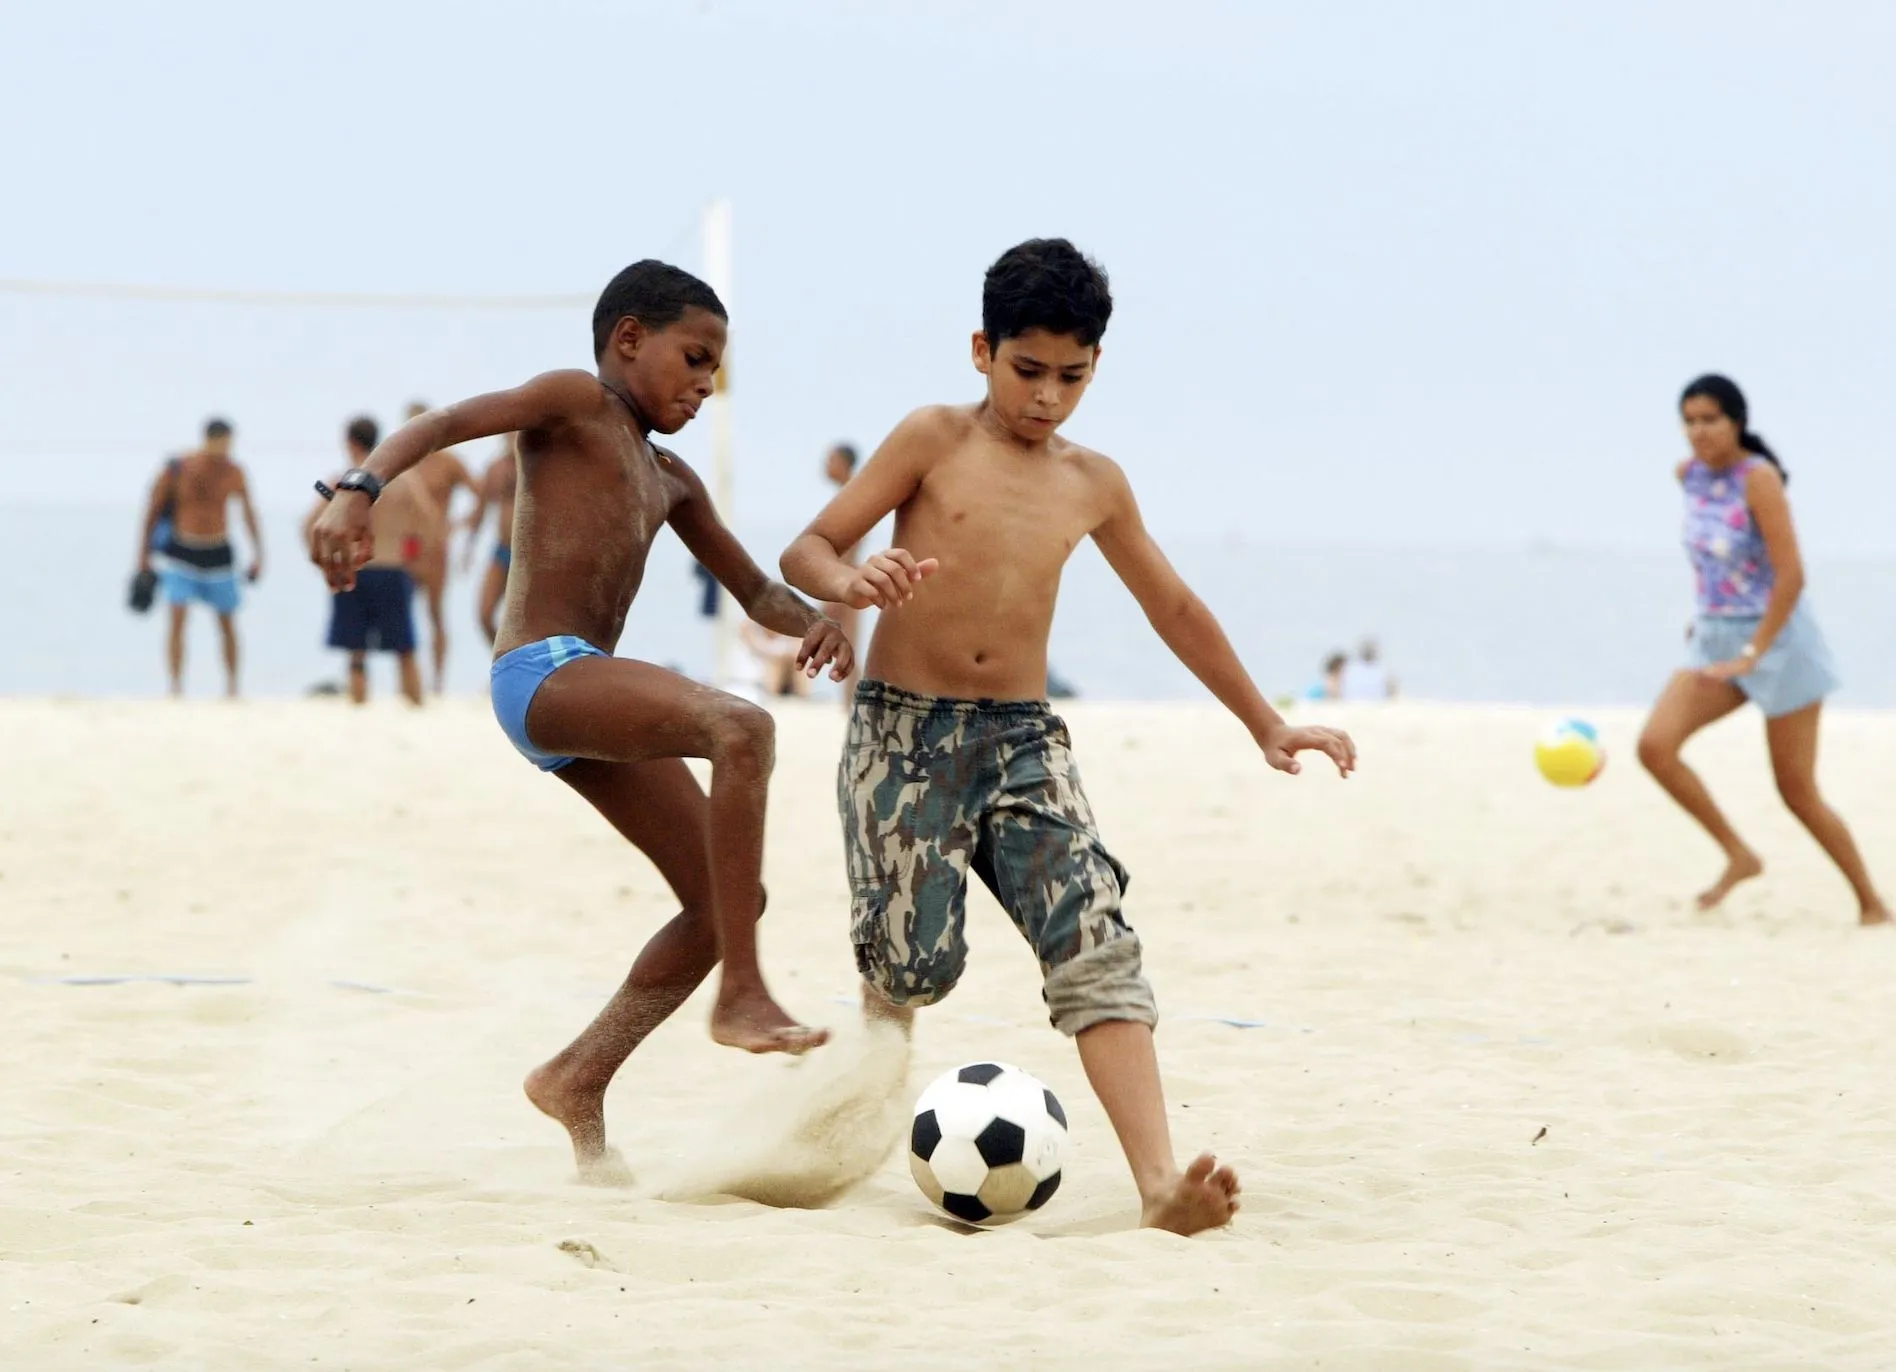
{"left": 592, "top": 260, "right": 726, "bottom": 359}
{"left": 981, "top": 238, "right": 1113, "bottom": 348}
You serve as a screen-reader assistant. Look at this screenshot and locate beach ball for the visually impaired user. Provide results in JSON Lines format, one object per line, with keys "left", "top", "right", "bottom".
{"left": 1535, "top": 717, "right": 1605, "bottom": 787}
{"left": 910, "top": 1062, "right": 1066, "bottom": 1225}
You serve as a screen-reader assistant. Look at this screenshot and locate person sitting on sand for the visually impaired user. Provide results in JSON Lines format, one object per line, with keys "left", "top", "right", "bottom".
{"left": 741, "top": 620, "right": 812, "bottom": 698}
{"left": 1339, "top": 638, "right": 1397, "bottom": 701}
{"left": 1635, "top": 374, "right": 1887, "bottom": 924}
{"left": 309, "top": 260, "right": 852, "bottom": 1177}
{"left": 1305, "top": 650, "right": 1348, "bottom": 701}
{"left": 782, "top": 238, "right": 1355, "bottom": 1235}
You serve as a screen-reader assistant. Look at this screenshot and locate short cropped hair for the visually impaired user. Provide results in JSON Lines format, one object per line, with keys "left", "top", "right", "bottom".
{"left": 204, "top": 418, "right": 233, "bottom": 439}
{"left": 346, "top": 416, "right": 379, "bottom": 452}
{"left": 592, "top": 260, "right": 727, "bottom": 358}
{"left": 981, "top": 238, "right": 1113, "bottom": 348}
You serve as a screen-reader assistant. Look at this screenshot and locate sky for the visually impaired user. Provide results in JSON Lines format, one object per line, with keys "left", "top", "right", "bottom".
{"left": 3, "top": 0, "right": 1894, "bottom": 556}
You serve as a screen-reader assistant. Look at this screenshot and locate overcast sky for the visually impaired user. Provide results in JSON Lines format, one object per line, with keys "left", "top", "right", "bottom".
{"left": 3, "top": 0, "right": 1892, "bottom": 556}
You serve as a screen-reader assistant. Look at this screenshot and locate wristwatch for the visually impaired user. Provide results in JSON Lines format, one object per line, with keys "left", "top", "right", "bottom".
{"left": 1739, "top": 643, "right": 1760, "bottom": 660}
{"left": 314, "top": 467, "right": 384, "bottom": 503}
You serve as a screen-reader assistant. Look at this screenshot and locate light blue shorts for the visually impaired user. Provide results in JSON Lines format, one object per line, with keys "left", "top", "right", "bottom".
{"left": 489, "top": 635, "right": 608, "bottom": 771}
{"left": 160, "top": 565, "right": 241, "bottom": 616}
{"left": 1686, "top": 603, "right": 1839, "bottom": 719}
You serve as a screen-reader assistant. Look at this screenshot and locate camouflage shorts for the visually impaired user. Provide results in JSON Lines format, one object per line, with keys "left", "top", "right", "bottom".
{"left": 838, "top": 680, "right": 1157, "bottom": 1035}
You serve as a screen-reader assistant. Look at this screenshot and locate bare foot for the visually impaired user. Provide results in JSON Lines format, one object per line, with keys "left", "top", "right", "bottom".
{"left": 1696, "top": 850, "right": 1763, "bottom": 910}
{"left": 524, "top": 1060, "right": 609, "bottom": 1169}
{"left": 710, "top": 985, "right": 830, "bottom": 1055}
{"left": 1862, "top": 902, "right": 1892, "bottom": 927}
{"left": 1140, "top": 1152, "right": 1241, "bottom": 1236}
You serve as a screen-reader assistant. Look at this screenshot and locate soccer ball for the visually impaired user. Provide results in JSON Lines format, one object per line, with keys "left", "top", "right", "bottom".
{"left": 909, "top": 1062, "right": 1067, "bottom": 1225}
{"left": 1535, "top": 717, "right": 1605, "bottom": 787}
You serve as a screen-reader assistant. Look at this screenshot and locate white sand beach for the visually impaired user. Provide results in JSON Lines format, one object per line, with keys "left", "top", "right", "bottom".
{"left": 4, "top": 697, "right": 1895, "bottom": 1370}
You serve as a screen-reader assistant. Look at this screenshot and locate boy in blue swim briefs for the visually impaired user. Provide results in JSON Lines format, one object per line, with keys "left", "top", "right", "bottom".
{"left": 309, "top": 260, "right": 850, "bottom": 1173}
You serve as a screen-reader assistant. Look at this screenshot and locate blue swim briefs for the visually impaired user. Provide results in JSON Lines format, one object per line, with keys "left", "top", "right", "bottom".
{"left": 490, "top": 635, "right": 607, "bottom": 771}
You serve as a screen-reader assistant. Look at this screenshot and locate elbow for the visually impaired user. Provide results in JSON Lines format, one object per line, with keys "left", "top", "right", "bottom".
{"left": 779, "top": 536, "right": 819, "bottom": 593}
{"left": 1778, "top": 562, "right": 1806, "bottom": 599}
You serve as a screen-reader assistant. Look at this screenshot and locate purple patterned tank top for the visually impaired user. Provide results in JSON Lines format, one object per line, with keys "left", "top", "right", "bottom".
{"left": 1682, "top": 457, "right": 1773, "bottom": 618}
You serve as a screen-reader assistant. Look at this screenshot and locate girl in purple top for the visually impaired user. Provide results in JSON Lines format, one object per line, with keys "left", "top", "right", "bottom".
{"left": 1636, "top": 375, "right": 1886, "bottom": 925}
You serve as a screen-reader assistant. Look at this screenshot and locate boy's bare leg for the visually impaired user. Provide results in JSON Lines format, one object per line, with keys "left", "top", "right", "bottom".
{"left": 216, "top": 613, "right": 240, "bottom": 699}
{"left": 347, "top": 653, "right": 368, "bottom": 705}
{"left": 528, "top": 655, "right": 828, "bottom": 1055}
{"left": 1075, "top": 1019, "right": 1240, "bottom": 1235}
{"left": 166, "top": 604, "right": 187, "bottom": 697}
{"left": 1637, "top": 672, "right": 1759, "bottom": 908}
{"left": 397, "top": 652, "right": 424, "bottom": 706}
{"left": 524, "top": 756, "right": 734, "bottom": 1171}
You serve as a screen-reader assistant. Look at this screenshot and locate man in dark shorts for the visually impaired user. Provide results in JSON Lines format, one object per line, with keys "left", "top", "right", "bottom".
{"left": 306, "top": 416, "right": 426, "bottom": 704}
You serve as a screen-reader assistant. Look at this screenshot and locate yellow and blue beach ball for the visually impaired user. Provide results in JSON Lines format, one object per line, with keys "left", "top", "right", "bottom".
{"left": 1535, "top": 718, "right": 1605, "bottom": 788}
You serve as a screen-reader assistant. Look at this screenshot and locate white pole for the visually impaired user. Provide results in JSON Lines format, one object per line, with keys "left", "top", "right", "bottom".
{"left": 702, "top": 197, "right": 736, "bottom": 690}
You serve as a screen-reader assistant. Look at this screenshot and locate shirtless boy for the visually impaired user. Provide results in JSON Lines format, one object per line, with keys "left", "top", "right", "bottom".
{"left": 310, "top": 261, "right": 845, "bottom": 1171}
{"left": 135, "top": 418, "right": 263, "bottom": 698}
{"left": 463, "top": 435, "right": 519, "bottom": 645}
{"left": 403, "top": 401, "right": 479, "bottom": 693}
{"left": 781, "top": 238, "right": 1356, "bottom": 1235}
{"left": 305, "top": 416, "right": 429, "bottom": 705}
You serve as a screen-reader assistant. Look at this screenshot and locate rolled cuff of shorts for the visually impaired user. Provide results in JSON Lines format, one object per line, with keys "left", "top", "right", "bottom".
{"left": 1044, "top": 935, "right": 1158, "bottom": 1036}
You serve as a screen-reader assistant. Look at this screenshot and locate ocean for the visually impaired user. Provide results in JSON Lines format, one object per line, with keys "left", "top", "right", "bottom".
{"left": 6, "top": 501, "right": 1893, "bottom": 710}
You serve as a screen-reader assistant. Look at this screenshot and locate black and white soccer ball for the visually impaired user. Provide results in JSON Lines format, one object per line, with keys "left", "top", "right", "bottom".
{"left": 909, "top": 1061, "right": 1067, "bottom": 1225}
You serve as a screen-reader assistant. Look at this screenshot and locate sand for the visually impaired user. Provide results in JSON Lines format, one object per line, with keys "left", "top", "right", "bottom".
{"left": 4, "top": 695, "right": 1895, "bottom": 1370}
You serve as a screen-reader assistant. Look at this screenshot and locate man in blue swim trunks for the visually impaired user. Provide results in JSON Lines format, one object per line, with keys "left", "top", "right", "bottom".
{"left": 307, "top": 417, "right": 428, "bottom": 705}
{"left": 134, "top": 418, "right": 263, "bottom": 698}
{"left": 308, "top": 260, "right": 851, "bottom": 1175}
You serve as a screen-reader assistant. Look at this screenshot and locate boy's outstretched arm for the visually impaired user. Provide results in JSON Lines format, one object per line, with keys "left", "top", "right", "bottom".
{"left": 1091, "top": 461, "right": 1355, "bottom": 778}
{"left": 665, "top": 454, "right": 853, "bottom": 683}
{"left": 308, "top": 370, "right": 602, "bottom": 591}
{"left": 781, "top": 408, "right": 941, "bottom": 609}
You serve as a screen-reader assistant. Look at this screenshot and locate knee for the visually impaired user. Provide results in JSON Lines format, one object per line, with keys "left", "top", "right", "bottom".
{"left": 709, "top": 700, "right": 775, "bottom": 772}
{"left": 1774, "top": 769, "right": 1821, "bottom": 817}
{"left": 1043, "top": 935, "right": 1157, "bottom": 1037}
{"left": 1636, "top": 731, "right": 1676, "bottom": 774}
{"left": 856, "top": 941, "right": 966, "bottom": 1010}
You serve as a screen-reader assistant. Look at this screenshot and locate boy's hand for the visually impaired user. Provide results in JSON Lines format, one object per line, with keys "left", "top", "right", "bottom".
{"left": 310, "top": 494, "right": 375, "bottom": 591}
{"left": 843, "top": 548, "right": 939, "bottom": 610}
{"left": 1260, "top": 723, "right": 1356, "bottom": 777}
{"left": 796, "top": 617, "right": 855, "bottom": 681}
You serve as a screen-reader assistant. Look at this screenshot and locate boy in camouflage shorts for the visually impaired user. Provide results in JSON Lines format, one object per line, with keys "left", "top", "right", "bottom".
{"left": 783, "top": 239, "right": 1355, "bottom": 1235}
{"left": 841, "top": 682, "right": 1155, "bottom": 1034}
